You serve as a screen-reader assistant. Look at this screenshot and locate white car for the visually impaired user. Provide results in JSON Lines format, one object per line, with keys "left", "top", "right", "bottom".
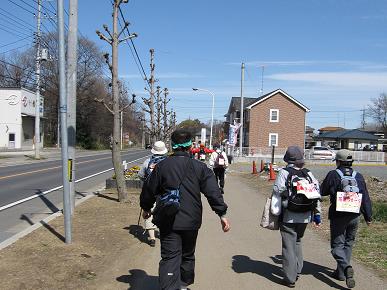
{"left": 311, "top": 146, "right": 336, "bottom": 160}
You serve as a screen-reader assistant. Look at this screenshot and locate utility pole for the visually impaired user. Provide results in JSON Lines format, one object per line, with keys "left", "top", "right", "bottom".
{"left": 239, "top": 62, "right": 245, "bottom": 156}
{"left": 361, "top": 107, "right": 366, "bottom": 129}
{"left": 58, "top": 0, "right": 72, "bottom": 244}
{"left": 260, "top": 65, "right": 265, "bottom": 96}
{"left": 67, "top": 0, "right": 78, "bottom": 215}
{"left": 96, "top": 0, "right": 137, "bottom": 202}
{"left": 34, "top": 0, "right": 42, "bottom": 159}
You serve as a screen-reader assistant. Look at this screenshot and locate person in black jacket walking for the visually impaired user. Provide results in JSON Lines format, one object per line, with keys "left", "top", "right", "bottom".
{"left": 321, "top": 149, "right": 372, "bottom": 289}
{"left": 140, "top": 129, "right": 230, "bottom": 290}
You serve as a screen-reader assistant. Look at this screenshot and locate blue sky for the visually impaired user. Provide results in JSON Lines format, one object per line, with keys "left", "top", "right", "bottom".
{"left": 1, "top": 0, "right": 387, "bottom": 130}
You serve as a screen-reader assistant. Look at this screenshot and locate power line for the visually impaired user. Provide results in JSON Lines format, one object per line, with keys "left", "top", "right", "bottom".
{"left": 117, "top": 4, "right": 151, "bottom": 90}
{"left": 0, "top": 43, "right": 31, "bottom": 55}
{"left": 8, "top": 0, "right": 35, "bottom": 15}
{"left": 0, "top": 36, "right": 33, "bottom": 49}
{"left": 0, "top": 7, "right": 35, "bottom": 29}
{"left": 0, "top": 12, "right": 34, "bottom": 32}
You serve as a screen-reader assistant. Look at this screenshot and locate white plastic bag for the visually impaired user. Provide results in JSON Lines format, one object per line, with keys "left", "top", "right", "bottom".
{"left": 260, "top": 197, "right": 279, "bottom": 230}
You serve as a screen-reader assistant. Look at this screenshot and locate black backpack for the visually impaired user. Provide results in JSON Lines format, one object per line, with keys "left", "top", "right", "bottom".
{"left": 284, "top": 167, "right": 320, "bottom": 212}
{"left": 214, "top": 152, "right": 226, "bottom": 168}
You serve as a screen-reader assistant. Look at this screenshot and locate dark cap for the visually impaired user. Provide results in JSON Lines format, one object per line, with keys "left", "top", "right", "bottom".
{"left": 283, "top": 146, "right": 304, "bottom": 164}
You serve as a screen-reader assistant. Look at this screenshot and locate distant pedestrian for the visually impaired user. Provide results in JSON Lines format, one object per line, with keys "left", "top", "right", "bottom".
{"left": 138, "top": 141, "right": 168, "bottom": 247}
{"left": 271, "top": 145, "right": 322, "bottom": 288}
{"left": 209, "top": 144, "right": 229, "bottom": 194}
{"left": 321, "top": 149, "right": 372, "bottom": 289}
{"left": 140, "top": 129, "right": 230, "bottom": 290}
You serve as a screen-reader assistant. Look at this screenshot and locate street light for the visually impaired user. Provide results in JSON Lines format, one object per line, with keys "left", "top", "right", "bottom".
{"left": 192, "top": 87, "right": 215, "bottom": 149}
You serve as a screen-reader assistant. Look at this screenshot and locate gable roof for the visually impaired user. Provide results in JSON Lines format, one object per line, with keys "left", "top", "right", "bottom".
{"left": 246, "top": 89, "right": 310, "bottom": 112}
{"left": 225, "top": 96, "right": 258, "bottom": 116}
{"left": 318, "top": 129, "right": 379, "bottom": 141}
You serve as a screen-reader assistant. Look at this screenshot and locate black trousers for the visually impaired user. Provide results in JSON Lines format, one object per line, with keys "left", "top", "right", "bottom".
{"left": 159, "top": 229, "right": 199, "bottom": 290}
{"left": 213, "top": 167, "right": 226, "bottom": 189}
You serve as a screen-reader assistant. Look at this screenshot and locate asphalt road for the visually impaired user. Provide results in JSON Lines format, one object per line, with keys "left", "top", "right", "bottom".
{"left": 0, "top": 149, "right": 150, "bottom": 243}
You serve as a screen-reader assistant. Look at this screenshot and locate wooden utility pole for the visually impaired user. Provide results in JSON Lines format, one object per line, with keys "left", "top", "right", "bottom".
{"left": 96, "top": 0, "right": 137, "bottom": 202}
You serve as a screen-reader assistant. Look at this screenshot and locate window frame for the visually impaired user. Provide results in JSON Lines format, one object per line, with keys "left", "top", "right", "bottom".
{"left": 269, "top": 133, "right": 278, "bottom": 147}
{"left": 269, "top": 109, "right": 279, "bottom": 122}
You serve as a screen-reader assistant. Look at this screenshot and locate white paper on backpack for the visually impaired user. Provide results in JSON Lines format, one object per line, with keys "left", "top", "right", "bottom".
{"left": 293, "top": 179, "right": 321, "bottom": 199}
{"left": 336, "top": 192, "right": 362, "bottom": 213}
{"left": 218, "top": 158, "right": 225, "bottom": 166}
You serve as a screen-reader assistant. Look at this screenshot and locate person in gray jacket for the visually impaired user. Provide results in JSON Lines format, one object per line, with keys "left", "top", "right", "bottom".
{"left": 271, "top": 146, "right": 322, "bottom": 288}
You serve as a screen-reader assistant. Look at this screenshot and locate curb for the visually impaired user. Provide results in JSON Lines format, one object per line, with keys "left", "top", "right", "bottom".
{"left": 0, "top": 190, "right": 98, "bottom": 251}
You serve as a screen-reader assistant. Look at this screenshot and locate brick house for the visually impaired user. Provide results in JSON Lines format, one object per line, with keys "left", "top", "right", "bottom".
{"left": 225, "top": 89, "right": 310, "bottom": 151}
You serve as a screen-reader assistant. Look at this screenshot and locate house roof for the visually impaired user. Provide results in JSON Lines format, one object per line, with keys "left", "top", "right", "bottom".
{"left": 319, "top": 126, "right": 344, "bottom": 132}
{"left": 318, "top": 129, "right": 379, "bottom": 141}
{"left": 225, "top": 96, "right": 258, "bottom": 116}
{"left": 246, "top": 89, "right": 310, "bottom": 112}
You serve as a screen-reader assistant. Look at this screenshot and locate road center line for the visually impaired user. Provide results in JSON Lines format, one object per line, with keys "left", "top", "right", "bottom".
{"left": 0, "top": 155, "right": 150, "bottom": 212}
{"left": 0, "top": 152, "right": 146, "bottom": 180}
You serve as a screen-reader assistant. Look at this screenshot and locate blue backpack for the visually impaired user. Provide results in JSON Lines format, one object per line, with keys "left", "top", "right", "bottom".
{"left": 145, "top": 155, "right": 166, "bottom": 179}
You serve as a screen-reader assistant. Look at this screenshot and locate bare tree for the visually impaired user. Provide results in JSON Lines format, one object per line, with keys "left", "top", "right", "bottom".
{"left": 96, "top": 0, "right": 137, "bottom": 202}
{"left": 368, "top": 93, "right": 387, "bottom": 136}
{"left": 142, "top": 49, "right": 156, "bottom": 143}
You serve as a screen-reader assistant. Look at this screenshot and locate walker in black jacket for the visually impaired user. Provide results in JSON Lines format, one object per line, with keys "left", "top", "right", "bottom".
{"left": 140, "top": 142, "right": 229, "bottom": 290}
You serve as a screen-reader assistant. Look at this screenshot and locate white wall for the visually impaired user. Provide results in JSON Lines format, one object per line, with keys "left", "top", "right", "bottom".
{"left": 0, "top": 89, "right": 22, "bottom": 148}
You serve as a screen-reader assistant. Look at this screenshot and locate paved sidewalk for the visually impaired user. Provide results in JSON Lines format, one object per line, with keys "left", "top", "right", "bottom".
{"left": 0, "top": 148, "right": 112, "bottom": 167}
{"left": 120, "top": 172, "right": 385, "bottom": 290}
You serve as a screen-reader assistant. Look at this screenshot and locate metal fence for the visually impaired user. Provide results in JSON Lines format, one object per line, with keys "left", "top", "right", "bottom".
{"left": 231, "top": 147, "right": 386, "bottom": 163}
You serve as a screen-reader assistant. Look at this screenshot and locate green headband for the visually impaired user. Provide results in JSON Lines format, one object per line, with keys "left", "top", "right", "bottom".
{"left": 172, "top": 140, "right": 192, "bottom": 149}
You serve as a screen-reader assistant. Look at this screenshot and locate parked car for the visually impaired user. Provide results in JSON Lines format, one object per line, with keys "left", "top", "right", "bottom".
{"left": 311, "top": 146, "right": 336, "bottom": 160}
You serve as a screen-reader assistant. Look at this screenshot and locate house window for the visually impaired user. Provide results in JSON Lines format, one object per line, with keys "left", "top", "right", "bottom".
{"left": 270, "top": 109, "right": 279, "bottom": 122}
{"left": 269, "top": 133, "right": 278, "bottom": 147}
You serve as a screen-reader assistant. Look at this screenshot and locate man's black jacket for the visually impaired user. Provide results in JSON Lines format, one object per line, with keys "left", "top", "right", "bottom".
{"left": 320, "top": 166, "right": 372, "bottom": 222}
{"left": 140, "top": 151, "right": 228, "bottom": 230}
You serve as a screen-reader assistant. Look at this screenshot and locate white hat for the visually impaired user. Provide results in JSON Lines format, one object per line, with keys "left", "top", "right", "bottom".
{"left": 151, "top": 141, "right": 168, "bottom": 155}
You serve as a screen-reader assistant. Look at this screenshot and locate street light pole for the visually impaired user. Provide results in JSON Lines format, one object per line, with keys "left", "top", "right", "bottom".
{"left": 192, "top": 88, "right": 215, "bottom": 149}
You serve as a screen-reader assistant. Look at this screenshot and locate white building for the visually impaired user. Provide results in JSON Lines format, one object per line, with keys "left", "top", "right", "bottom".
{"left": 0, "top": 87, "right": 44, "bottom": 150}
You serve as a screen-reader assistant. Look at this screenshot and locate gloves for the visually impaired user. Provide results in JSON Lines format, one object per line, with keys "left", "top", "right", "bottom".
{"left": 313, "top": 214, "right": 321, "bottom": 225}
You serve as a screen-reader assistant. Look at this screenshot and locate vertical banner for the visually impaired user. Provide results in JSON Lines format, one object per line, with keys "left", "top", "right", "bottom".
{"left": 201, "top": 128, "right": 206, "bottom": 144}
{"left": 228, "top": 122, "right": 241, "bottom": 146}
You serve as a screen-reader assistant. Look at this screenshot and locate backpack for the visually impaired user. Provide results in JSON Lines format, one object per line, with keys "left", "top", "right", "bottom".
{"left": 214, "top": 152, "right": 226, "bottom": 168}
{"left": 335, "top": 169, "right": 359, "bottom": 193}
{"left": 145, "top": 155, "right": 166, "bottom": 179}
{"left": 199, "top": 148, "right": 206, "bottom": 161}
{"left": 152, "top": 158, "right": 191, "bottom": 228}
{"left": 284, "top": 167, "right": 321, "bottom": 212}
{"left": 335, "top": 169, "right": 362, "bottom": 213}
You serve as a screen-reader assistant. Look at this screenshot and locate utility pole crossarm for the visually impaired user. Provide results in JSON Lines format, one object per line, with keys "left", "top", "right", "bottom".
{"left": 96, "top": 30, "right": 112, "bottom": 44}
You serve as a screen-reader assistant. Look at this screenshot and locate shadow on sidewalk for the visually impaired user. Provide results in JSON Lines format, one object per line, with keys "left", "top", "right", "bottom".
{"left": 232, "top": 255, "right": 283, "bottom": 285}
{"left": 125, "top": 225, "right": 148, "bottom": 244}
{"left": 232, "top": 255, "right": 347, "bottom": 290}
{"left": 270, "top": 255, "right": 347, "bottom": 290}
{"left": 117, "top": 269, "right": 158, "bottom": 290}
{"left": 20, "top": 214, "right": 65, "bottom": 242}
{"left": 96, "top": 192, "right": 119, "bottom": 202}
